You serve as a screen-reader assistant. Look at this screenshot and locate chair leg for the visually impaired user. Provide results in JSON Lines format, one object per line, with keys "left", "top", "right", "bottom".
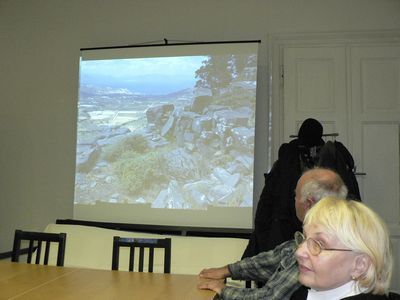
{"left": 138, "top": 247, "right": 144, "bottom": 272}
{"left": 148, "top": 248, "right": 154, "bottom": 272}
{"left": 129, "top": 247, "right": 135, "bottom": 272}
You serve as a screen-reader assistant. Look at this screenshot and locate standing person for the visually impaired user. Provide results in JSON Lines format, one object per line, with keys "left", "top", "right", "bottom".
{"left": 198, "top": 168, "right": 348, "bottom": 300}
{"left": 290, "top": 197, "right": 399, "bottom": 300}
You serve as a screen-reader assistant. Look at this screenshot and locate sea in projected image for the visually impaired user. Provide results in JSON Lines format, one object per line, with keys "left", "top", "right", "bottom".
{"left": 75, "top": 54, "right": 257, "bottom": 211}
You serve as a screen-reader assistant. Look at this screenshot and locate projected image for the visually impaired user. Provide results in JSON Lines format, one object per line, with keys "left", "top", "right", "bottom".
{"left": 75, "top": 51, "right": 257, "bottom": 213}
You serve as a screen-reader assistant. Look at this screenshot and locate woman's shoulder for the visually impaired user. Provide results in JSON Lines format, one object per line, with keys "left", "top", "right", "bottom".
{"left": 290, "top": 287, "right": 400, "bottom": 300}
{"left": 343, "top": 292, "right": 400, "bottom": 300}
{"left": 289, "top": 285, "right": 308, "bottom": 300}
{"left": 290, "top": 285, "right": 400, "bottom": 300}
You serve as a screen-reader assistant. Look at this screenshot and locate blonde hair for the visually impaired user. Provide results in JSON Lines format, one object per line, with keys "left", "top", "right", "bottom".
{"left": 303, "top": 197, "right": 393, "bottom": 295}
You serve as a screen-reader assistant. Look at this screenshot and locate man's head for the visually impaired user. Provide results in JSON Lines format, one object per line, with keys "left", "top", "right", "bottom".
{"left": 294, "top": 168, "right": 348, "bottom": 221}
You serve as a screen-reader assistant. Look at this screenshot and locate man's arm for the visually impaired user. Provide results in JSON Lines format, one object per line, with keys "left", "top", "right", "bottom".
{"left": 198, "top": 266, "right": 231, "bottom": 295}
{"left": 220, "top": 263, "right": 300, "bottom": 300}
{"left": 197, "top": 240, "right": 298, "bottom": 299}
{"left": 229, "top": 240, "right": 295, "bottom": 281}
{"left": 197, "top": 279, "right": 226, "bottom": 295}
{"left": 198, "top": 266, "right": 231, "bottom": 280}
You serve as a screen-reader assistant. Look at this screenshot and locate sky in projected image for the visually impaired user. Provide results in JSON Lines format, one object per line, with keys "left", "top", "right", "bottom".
{"left": 80, "top": 57, "right": 206, "bottom": 94}
{"left": 75, "top": 52, "right": 256, "bottom": 214}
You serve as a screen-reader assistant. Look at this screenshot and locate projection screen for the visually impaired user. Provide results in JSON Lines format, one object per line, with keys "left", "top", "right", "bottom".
{"left": 74, "top": 41, "right": 259, "bottom": 229}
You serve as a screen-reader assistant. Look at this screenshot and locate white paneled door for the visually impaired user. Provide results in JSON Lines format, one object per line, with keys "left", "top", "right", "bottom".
{"left": 281, "top": 41, "right": 400, "bottom": 291}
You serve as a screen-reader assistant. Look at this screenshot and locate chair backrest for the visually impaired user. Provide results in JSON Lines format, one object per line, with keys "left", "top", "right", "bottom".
{"left": 112, "top": 237, "right": 171, "bottom": 273}
{"left": 11, "top": 229, "right": 67, "bottom": 266}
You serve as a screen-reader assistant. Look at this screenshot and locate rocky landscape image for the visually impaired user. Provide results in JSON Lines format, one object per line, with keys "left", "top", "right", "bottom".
{"left": 75, "top": 53, "right": 257, "bottom": 211}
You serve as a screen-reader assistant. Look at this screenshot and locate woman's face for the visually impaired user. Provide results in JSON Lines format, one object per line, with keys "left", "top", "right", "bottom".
{"left": 295, "top": 223, "right": 358, "bottom": 291}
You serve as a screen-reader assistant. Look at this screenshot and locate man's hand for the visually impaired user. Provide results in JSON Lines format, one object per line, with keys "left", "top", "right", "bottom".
{"left": 197, "top": 279, "right": 226, "bottom": 295}
{"left": 198, "top": 266, "right": 231, "bottom": 280}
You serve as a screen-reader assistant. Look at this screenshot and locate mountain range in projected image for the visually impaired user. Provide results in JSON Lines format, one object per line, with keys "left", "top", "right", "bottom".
{"left": 74, "top": 53, "right": 257, "bottom": 216}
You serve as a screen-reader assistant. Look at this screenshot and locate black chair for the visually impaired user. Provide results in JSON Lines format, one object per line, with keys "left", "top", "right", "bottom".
{"left": 245, "top": 280, "right": 264, "bottom": 288}
{"left": 112, "top": 237, "right": 171, "bottom": 273}
{"left": 11, "top": 229, "right": 67, "bottom": 266}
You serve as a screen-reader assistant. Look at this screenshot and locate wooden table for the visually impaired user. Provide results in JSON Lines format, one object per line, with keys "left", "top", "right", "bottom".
{"left": 0, "top": 261, "right": 215, "bottom": 299}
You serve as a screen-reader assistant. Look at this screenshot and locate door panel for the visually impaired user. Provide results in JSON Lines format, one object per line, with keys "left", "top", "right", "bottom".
{"left": 362, "top": 124, "right": 399, "bottom": 224}
{"left": 283, "top": 47, "right": 347, "bottom": 143}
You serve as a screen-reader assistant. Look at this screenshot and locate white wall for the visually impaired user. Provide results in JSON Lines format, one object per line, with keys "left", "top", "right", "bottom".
{"left": 44, "top": 224, "right": 248, "bottom": 274}
{"left": 1, "top": 0, "right": 400, "bottom": 253}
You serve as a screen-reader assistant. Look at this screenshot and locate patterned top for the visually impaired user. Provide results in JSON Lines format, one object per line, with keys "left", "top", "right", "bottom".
{"left": 220, "top": 239, "right": 301, "bottom": 300}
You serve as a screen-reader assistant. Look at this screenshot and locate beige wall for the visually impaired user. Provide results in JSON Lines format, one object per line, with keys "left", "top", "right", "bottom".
{"left": 1, "top": 0, "right": 400, "bottom": 253}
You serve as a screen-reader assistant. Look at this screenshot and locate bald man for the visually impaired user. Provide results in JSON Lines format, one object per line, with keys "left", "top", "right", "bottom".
{"left": 198, "top": 168, "right": 348, "bottom": 300}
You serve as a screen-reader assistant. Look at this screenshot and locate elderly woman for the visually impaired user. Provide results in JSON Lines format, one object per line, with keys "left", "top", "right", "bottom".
{"left": 291, "top": 197, "right": 399, "bottom": 300}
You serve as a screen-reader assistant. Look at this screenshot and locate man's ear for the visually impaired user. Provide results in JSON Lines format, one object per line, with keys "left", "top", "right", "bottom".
{"left": 352, "top": 254, "right": 371, "bottom": 279}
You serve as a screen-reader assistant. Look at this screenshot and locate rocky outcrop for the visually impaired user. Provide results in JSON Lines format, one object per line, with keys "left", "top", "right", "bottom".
{"left": 75, "top": 84, "right": 255, "bottom": 209}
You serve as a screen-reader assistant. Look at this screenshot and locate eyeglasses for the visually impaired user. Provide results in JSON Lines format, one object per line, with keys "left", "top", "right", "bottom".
{"left": 294, "top": 231, "right": 353, "bottom": 256}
